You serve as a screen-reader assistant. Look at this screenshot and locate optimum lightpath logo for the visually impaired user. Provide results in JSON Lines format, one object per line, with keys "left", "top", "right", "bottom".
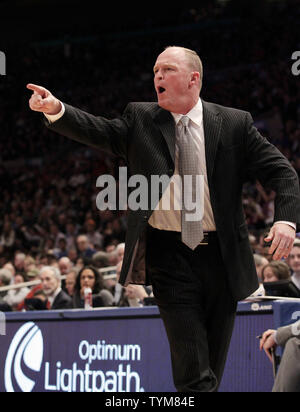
{"left": 4, "top": 322, "right": 44, "bottom": 392}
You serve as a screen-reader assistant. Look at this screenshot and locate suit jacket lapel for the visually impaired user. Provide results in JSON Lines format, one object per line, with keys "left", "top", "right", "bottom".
{"left": 152, "top": 101, "right": 222, "bottom": 182}
{"left": 152, "top": 106, "right": 176, "bottom": 165}
{"left": 202, "top": 100, "right": 222, "bottom": 185}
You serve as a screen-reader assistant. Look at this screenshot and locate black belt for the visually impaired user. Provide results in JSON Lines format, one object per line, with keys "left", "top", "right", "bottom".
{"left": 198, "top": 231, "right": 218, "bottom": 246}
{"left": 148, "top": 225, "right": 217, "bottom": 246}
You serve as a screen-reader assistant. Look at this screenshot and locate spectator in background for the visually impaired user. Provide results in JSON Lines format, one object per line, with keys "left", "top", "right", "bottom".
{"left": 0, "top": 268, "right": 13, "bottom": 298}
{"left": 25, "top": 267, "right": 40, "bottom": 283}
{"left": 40, "top": 266, "right": 72, "bottom": 310}
{"left": 107, "top": 249, "right": 118, "bottom": 266}
{"left": 2, "top": 262, "right": 16, "bottom": 279}
{"left": 105, "top": 260, "right": 129, "bottom": 307}
{"left": 25, "top": 289, "right": 48, "bottom": 311}
{"left": 0, "top": 268, "right": 13, "bottom": 311}
{"left": 250, "top": 253, "right": 269, "bottom": 297}
{"left": 16, "top": 268, "right": 43, "bottom": 311}
{"left": 65, "top": 222, "right": 78, "bottom": 251}
{"left": 259, "top": 320, "right": 300, "bottom": 392}
{"left": 58, "top": 256, "right": 73, "bottom": 276}
{"left": 74, "top": 257, "right": 85, "bottom": 271}
{"left": 105, "top": 243, "right": 117, "bottom": 253}
{"left": 68, "top": 248, "right": 78, "bottom": 264}
{"left": 3, "top": 274, "right": 30, "bottom": 310}
{"left": 43, "top": 251, "right": 58, "bottom": 267}
{"left": 76, "top": 234, "right": 96, "bottom": 262}
{"left": 254, "top": 254, "right": 269, "bottom": 284}
{"left": 123, "top": 284, "right": 149, "bottom": 307}
{"left": 0, "top": 245, "right": 6, "bottom": 267}
{"left": 92, "top": 250, "right": 109, "bottom": 269}
{"left": 0, "top": 221, "right": 15, "bottom": 251}
{"left": 84, "top": 219, "right": 103, "bottom": 250}
{"left": 287, "top": 240, "right": 300, "bottom": 290}
{"left": 14, "top": 252, "right": 26, "bottom": 274}
{"left": 72, "top": 265, "right": 113, "bottom": 308}
{"left": 65, "top": 269, "right": 78, "bottom": 297}
{"left": 49, "top": 223, "right": 65, "bottom": 250}
{"left": 260, "top": 260, "right": 300, "bottom": 298}
{"left": 248, "top": 234, "right": 258, "bottom": 253}
{"left": 23, "top": 255, "right": 36, "bottom": 274}
{"left": 262, "top": 261, "right": 291, "bottom": 283}
{"left": 54, "top": 237, "right": 68, "bottom": 258}
{"left": 107, "top": 260, "right": 152, "bottom": 307}
{"left": 116, "top": 243, "right": 125, "bottom": 263}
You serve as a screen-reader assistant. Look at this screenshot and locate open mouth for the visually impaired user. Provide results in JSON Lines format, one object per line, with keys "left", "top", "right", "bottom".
{"left": 158, "top": 87, "right": 166, "bottom": 95}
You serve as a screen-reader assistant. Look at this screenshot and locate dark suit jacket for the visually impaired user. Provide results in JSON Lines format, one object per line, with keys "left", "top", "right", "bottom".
{"left": 52, "top": 290, "right": 73, "bottom": 310}
{"left": 46, "top": 100, "right": 300, "bottom": 301}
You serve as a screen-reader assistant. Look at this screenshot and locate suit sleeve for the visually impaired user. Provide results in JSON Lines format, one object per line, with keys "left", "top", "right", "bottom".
{"left": 276, "top": 320, "right": 300, "bottom": 347}
{"left": 243, "top": 112, "right": 300, "bottom": 231}
{"left": 44, "top": 102, "right": 134, "bottom": 161}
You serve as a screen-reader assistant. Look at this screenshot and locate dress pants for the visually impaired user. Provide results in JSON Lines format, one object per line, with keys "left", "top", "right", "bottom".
{"left": 272, "top": 337, "right": 300, "bottom": 392}
{"left": 146, "top": 225, "right": 237, "bottom": 392}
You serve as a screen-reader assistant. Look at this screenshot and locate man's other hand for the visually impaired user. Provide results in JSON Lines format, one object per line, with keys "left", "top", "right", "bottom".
{"left": 259, "top": 329, "right": 277, "bottom": 363}
{"left": 265, "top": 223, "right": 296, "bottom": 260}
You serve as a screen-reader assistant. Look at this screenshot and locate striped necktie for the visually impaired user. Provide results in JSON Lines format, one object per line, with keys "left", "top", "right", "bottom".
{"left": 177, "top": 116, "right": 204, "bottom": 249}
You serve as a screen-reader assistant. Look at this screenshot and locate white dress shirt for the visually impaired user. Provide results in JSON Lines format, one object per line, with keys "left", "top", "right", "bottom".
{"left": 149, "top": 98, "right": 216, "bottom": 232}
{"left": 47, "top": 287, "right": 62, "bottom": 308}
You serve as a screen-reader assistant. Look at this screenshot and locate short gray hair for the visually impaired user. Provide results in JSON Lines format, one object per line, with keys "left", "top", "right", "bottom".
{"left": 40, "top": 266, "right": 61, "bottom": 283}
{"left": 165, "top": 46, "right": 203, "bottom": 83}
{"left": 0, "top": 268, "right": 13, "bottom": 286}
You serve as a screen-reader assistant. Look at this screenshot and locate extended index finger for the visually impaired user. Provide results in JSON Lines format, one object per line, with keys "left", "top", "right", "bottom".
{"left": 26, "top": 83, "right": 47, "bottom": 96}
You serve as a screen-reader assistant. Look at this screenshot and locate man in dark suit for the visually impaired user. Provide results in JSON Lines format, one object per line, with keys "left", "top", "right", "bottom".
{"left": 40, "top": 266, "right": 73, "bottom": 310}
{"left": 27, "top": 46, "right": 300, "bottom": 391}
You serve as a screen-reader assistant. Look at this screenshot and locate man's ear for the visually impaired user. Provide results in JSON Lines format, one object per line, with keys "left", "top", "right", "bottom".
{"left": 189, "top": 71, "right": 200, "bottom": 88}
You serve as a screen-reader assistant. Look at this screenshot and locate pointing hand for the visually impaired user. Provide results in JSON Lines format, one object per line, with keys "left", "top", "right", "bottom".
{"left": 27, "top": 83, "right": 62, "bottom": 115}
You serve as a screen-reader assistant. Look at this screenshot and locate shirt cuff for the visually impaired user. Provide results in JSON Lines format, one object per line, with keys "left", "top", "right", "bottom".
{"left": 44, "top": 102, "right": 65, "bottom": 123}
{"left": 274, "top": 221, "right": 297, "bottom": 231}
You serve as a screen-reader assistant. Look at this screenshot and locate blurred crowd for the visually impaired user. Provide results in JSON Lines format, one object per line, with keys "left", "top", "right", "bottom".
{"left": 0, "top": 2, "right": 299, "bottom": 309}
{"left": 0, "top": 241, "right": 154, "bottom": 312}
{"left": 252, "top": 239, "right": 300, "bottom": 298}
{"left": 0, "top": 235, "right": 299, "bottom": 313}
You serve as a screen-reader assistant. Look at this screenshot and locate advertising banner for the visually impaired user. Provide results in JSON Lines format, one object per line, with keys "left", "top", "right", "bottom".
{"left": 0, "top": 304, "right": 278, "bottom": 392}
{"left": 0, "top": 309, "right": 175, "bottom": 393}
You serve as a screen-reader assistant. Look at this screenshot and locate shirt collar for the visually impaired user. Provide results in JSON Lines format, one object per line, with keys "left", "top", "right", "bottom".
{"left": 292, "top": 273, "right": 300, "bottom": 288}
{"left": 48, "top": 287, "right": 62, "bottom": 305}
{"left": 171, "top": 98, "right": 203, "bottom": 127}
